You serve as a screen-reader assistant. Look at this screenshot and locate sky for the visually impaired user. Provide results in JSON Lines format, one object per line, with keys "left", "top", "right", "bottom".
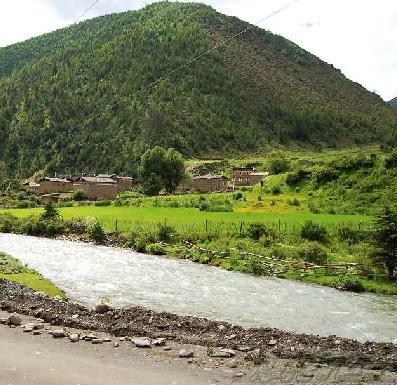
{"left": 0, "top": 0, "right": 395, "bottom": 101}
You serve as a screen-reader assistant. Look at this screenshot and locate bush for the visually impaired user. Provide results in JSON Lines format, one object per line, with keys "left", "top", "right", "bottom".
{"left": 288, "top": 198, "right": 300, "bottom": 207}
{"left": 300, "top": 221, "right": 328, "bottom": 242}
{"left": 145, "top": 243, "right": 166, "bottom": 255}
{"left": 271, "top": 186, "right": 281, "bottom": 195}
{"left": 87, "top": 218, "right": 106, "bottom": 242}
{"left": 73, "top": 189, "right": 87, "bottom": 201}
{"left": 337, "top": 277, "right": 365, "bottom": 293}
{"left": 269, "top": 158, "right": 290, "bottom": 175}
{"left": 0, "top": 214, "right": 18, "bottom": 233}
{"left": 285, "top": 169, "right": 311, "bottom": 185}
{"left": 246, "top": 222, "right": 270, "bottom": 241}
{"left": 64, "top": 217, "right": 88, "bottom": 234}
{"left": 234, "top": 192, "right": 243, "bottom": 200}
{"left": 337, "top": 226, "right": 363, "bottom": 244}
{"left": 298, "top": 242, "right": 329, "bottom": 265}
{"left": 40, "top": 201, "right": 60, "bottom": 221}
{"left": 157, "top": 223, "right": 176, "bottom": 242}
{"left": 94, "top": 200, "right": 112, "bottom": 207}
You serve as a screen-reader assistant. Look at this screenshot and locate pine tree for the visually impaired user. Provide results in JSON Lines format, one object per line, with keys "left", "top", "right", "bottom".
{"left": 372, "top": 206, "right": 397, "bottom": 281}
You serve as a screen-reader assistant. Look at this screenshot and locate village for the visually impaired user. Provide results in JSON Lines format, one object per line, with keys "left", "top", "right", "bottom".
{"left": 22, "top": 168, "right": 269, "bottom": 202}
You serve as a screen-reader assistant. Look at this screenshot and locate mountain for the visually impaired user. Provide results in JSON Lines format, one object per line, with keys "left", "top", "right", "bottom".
{"left": 0, "top": 2, "right": 396, "bottom": 177}
{"left": 389, "top": 98, "right": 397, "bottom": 109}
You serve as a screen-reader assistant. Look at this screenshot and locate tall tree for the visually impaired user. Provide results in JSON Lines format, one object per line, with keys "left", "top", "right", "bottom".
{"left": 372, "top": 206, "right": 397, "bottom": 281}
{"left": 139, "top": 146, "right": 185, "bottom": 195}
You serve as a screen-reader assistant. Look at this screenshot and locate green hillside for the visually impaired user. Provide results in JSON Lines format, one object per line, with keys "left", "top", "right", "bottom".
{"left": 0, "top": 2, "right": 396, "bottom": 177}
{"left": 389, "top": 98, "right": 397, "bottom": 109}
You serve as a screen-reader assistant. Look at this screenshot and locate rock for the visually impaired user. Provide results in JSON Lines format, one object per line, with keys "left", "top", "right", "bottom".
{"left": 102, "top": 338, "right": 112, "bottom": 343}
{"left": 51, "top": 329, "right": 66, "bottom": 338}
{"left": 71, "top": 314, "right": 79, "bottom": 320}
{"left": 34, "top": 323, "right": 44, "bottom": 330}
{"left": 213, "top": 349, "right": 236, "bottom": 358}
{"left": 119, "top": 337, "right": 127, "bottom": 341}
{"left": 83, "top": 334, "right": 98, "bottom": 341}
{"left": 131, "top": 338, "right": 151, "bottom": 348}
{"left": 95, "top": 303, "right": 112, "bottom": 314}
{"left": 113, "top": 342, "right": 120, "bottom": 348}
{"left": 69, "top": 334, "right": 80, "bottom": 343}
{"left": 229, "top": 359, "right": 238, "bottom": 368}
{"left": 23, "top": 324, "right": 35, "bottom": 333}
{"left": 152, "top": 338, "right": 167, "bottom": 347}
{"left": 7, "top": 314, "right": 22, "bottom": 326}
{"left": 0, "top": 318, "right": 7, "bottom": 324}
{"left": 225, "top": 334, "right": 237, "bottom": 340}
{"left": 179, "top": 349, "right": 194, "bottom": 358}
{"left": 53, "top": 295, "right": 63, "bottom": 301}
{"left": 32, "top": 331, "right": 42, "bottom": 336}
{"left": 268, "top": 339, "right": 277, "bottom": 346}
{"left": 234, "top": 372, "right": 245, "bottom": 378}
{"left": 164, "top": 346, "right": 172, "bottom": 351}
{"left": 217, "top": 325, "right": 226, "bottom": 331}
{"left": 92, "top": 339, "right": 103, "bottom": 345}
{"left": 237, "top": 346, "right": 251, "bottom": 352}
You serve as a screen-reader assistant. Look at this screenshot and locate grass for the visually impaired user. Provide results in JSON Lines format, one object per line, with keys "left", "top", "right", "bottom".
{"left": 0, "top": 205, "right": 371, "bottom": 233}
{"left": 0, "top": 253, "right": 66, "bottom": 298}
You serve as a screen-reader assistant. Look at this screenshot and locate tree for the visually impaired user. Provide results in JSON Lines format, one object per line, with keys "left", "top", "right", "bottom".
{"left": 371, "top": 206, "right": 397, "bottom": 281}
{"left": 139, "top": 147, "right": 185, "bottom": 195}
{"left": 268, "top": 151, "right": 290, "bottom": 175}
{"left": 40, "top": 201, "right": 60, "bottom": 221}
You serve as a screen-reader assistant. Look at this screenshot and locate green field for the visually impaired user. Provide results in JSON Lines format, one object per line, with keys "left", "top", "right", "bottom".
{"left": 0, "top": 206, "right": 371, "bottom": 233}
{"left": 0, "top": 253, "right": 66, "bottom": 298}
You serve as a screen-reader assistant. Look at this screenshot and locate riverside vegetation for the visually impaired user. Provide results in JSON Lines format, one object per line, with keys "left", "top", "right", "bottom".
{"left": 0, "top": 252, "right": 65, "bottom": 298}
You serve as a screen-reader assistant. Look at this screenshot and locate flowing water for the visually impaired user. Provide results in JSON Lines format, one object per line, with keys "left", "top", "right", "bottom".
{"left": 0, "top": 233, "right": 396, "bottom": 343}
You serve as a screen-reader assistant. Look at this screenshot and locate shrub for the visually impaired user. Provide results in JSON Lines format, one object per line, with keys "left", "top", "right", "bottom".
{"left": 246, "top": 223, "right": 270, "bottom": 241}
{"left": 0, "top": 214, "right": 18, "bottom": 233}
{"left": 64, "top": 217, "right": 88, "bottom": 234}
{"left": 301, "top": 221, "right": 328, "bottom": 242}
{"left": 337, "top": 277, "right": 365, "bottom": 293}
{"left": 234, "top": 192, "right": 243, "bottom": 200}
{"left": 337, "top": 226, "right": 363, "bottom": 244}
{"left": 72, "top": 189, "right": 87, "bottom": 201}
{"left": 145, "top": 243, "right": 166, "bottom": 255}
{"left": 87, "top": 218, "right": 106, "bottom": 242}
{"left": 247, "top": 256, "right": 267, "bottom": 275}
{"left": 288, "top": 198, "right": 300, "bottom": 207}
{"left": 271, "top": 186, "right": 281, "bottom": 195}
{"left": 94, "top": 200, "right": 112, "bottom": 207}
{"left": 298, "top": 242, "right": 329, "bottom": 265}
{"left": 40, "top": 201, "right": 60, "bottom": 221}
{"left": 269, "top": 158, "right": 290, "bottom": 175}
{"left": 157, "top": 223, "right": 176, "bottom": 242}
{"left": 285, "top": 169, "right": 311, "bottom": 185}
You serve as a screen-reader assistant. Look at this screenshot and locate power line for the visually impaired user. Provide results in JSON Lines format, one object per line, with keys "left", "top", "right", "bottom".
{"left": 2, "top": 0, "right": 301, "bottom": 171}
{"left": 74, "top": 0, "right": 101, "bottom": 24}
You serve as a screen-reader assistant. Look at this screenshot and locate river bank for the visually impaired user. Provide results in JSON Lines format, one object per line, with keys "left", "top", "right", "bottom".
{"left": 1, "top": 210, "right": 397, "bottom": 295}
{"left": 1, "top": 280, "right": 396, "bottom": 373}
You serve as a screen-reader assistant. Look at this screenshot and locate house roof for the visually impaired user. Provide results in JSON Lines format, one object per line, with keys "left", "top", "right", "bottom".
{"left": 250, "top": 172, "right": 269, "bottom": 176}
{"left": 76, "top": 176, "right": 117, "bottom": 184}
{"left": 193, "top": 174, "right": 228, "bottom": 180}
{"left": 39, "top": 177, "right": 71, "bottom": 183}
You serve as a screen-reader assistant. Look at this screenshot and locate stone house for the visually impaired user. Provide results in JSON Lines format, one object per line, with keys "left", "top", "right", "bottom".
{"left": 231, "top": 168, "right": 268, "bottom": 187}
{"left": 187, "top": 174, "right": 229, "bottom": 193}
{"left": 37, "top": 177, "right": 72, "bottom": 194}
{"left": 73, "top": 176, "right": 118, "bottom": 200}
{"left": 23, "top": 181, "right": 40, "bottom": 192}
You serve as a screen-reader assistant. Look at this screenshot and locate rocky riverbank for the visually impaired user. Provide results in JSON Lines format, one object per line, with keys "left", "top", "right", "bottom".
{"left": 1, "top": 279, "right": 396, "bottom": 373}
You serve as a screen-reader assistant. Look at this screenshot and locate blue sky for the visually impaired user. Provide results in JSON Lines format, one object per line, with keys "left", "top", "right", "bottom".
{"left": 0, "top": 0, "right": 396, "bottom": 101}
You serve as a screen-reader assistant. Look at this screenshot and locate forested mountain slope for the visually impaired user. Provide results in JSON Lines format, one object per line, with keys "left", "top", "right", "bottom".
{"left": 389, "top": 98, "right": 397, "bottom": 109}
{"left": 0, "top": 2, "right": 396, "bottom": 177}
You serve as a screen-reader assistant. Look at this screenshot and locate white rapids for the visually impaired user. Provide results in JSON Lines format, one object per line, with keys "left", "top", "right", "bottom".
{"left": 0, "top": 233, "right": 396, "bottom": 343}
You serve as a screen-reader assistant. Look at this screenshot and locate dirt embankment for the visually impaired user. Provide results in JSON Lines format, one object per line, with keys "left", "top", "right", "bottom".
{"left": 1, "top": 279, "right": 396, "bottom": 372}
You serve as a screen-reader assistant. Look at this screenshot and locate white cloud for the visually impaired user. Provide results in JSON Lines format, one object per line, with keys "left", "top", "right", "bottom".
{"left": 0, "top": 0, "right": 396, "bottom": 100}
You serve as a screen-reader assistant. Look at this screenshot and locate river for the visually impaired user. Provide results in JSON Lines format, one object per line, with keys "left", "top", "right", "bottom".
{"left": 0, "top": 233, "right": 396, "bottom": 343}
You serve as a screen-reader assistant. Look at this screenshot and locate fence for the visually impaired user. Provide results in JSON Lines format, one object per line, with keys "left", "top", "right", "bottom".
{"left": 102, "top": 217, "right": 371, "bottom": 236}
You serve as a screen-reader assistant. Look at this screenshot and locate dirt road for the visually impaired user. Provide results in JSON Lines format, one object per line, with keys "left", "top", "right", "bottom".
{"left": 0, "top": 322, "right": 244, "bottom": 385}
